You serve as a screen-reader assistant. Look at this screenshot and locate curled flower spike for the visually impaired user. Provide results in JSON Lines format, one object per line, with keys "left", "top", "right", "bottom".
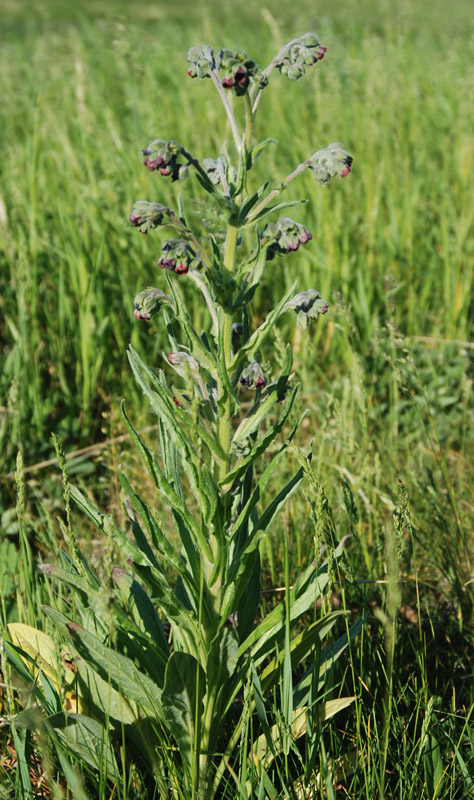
{"left": 278, "top": 33, "right": 327, "bottom": 80}
{"left": 133, "top": 287, "right": 173, "bottom": 321}
{"left": 284, "top": 289, "right": 330, "bottom": 329}
{"left": 240, "top": 362, "right": 267, "bottom": 389}
{"left": 129, "top": 201, "right": 173, "bottom": 234}
{"left": 218, "top": 49, "right": 266, "bottom": 96}
{"left": 187, "top": 45, "right": 216, "bottom": 78}
{"left": 308, "top": 143, "right": 353, "bottom": 186}
{"left": 142, "top": 139, "right": 189, "bottom": 182}
{"left": 261, "top": 217, "right": 312, "bottom": 260}
{"left": 157, "top": 239, "right": 203, "bottom": 275}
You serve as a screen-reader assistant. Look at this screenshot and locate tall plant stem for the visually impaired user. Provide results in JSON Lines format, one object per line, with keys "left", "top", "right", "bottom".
{"left": 244, "top": 91, "right": 253, "bottom": 152}
{"left": 210, "top": 70, "right": 242, "bottom": 154}
{"left": 217, "top": 219, "right": 239, "bottom": 482}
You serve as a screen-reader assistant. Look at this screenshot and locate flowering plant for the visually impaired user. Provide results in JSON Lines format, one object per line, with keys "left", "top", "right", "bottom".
{"left": 6, "top": 32, "right": 360, "bottom": 798}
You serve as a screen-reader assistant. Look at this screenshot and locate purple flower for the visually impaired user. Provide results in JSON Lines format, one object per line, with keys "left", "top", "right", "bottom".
{"left": 240, "top": 362, "right": 267, "bottom": 389}
{"left": 308, "top": 143, "right": 353, "bottom": 186}
{"left": 157, "top": 239, "right": 202, "bottom": 276}
{"left": 133, "top": 287, "right": 173, "bottom": 321}
{"left": 284, "top": 289, "right": 330, "bottom": 329}
{"left": 142, "top": 139, "right": 188, "bottom": 182}
{"left": 261, "top": 217, "right": 312, "bottom": 260}
{"left": 128, "top": 201, "right": 171, "bottom": 234}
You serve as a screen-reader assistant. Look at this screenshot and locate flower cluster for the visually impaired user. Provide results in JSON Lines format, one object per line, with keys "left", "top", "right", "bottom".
{"left": 142, "top": 139, "right": 189, "bottom": 181}
{"left": 278, "top": 33, "right": 327, "bottom": 81}
{"left": 285, "top": 289, "right": 330, "bottom": 329}
{"left": 261, "top": 217, "right": 312, "bottom": 260}
{"left": 240, "top": 361, "right": 267, "bottom": 389}
{"left": 187, "top": 45, "right": 266, "bottom": 96}
{"left": 218, "top": 49, "right": 267, "bottom": 95}
{"left": 133, "top": 287, "right": 173, "bottom": 321}
{"left": 187, "top": 45, "right": 216, "bottom": 78}
{"left": 157, "top": 239, "right": 202, "bottom": 275}
{"left": 129, "top": 201, "right": 172, "bottom": 234}
{"left": 308, "top": 143, "right": 353, "bottom": 185}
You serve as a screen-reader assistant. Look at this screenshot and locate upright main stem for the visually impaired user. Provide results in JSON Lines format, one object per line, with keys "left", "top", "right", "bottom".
{"left": 217, "top": 219, "right": 239, "bottom": 482}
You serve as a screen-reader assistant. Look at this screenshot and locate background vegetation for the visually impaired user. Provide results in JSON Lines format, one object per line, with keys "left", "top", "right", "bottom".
{"left": 1, "top": 0, "right": 473, "bottom": 796}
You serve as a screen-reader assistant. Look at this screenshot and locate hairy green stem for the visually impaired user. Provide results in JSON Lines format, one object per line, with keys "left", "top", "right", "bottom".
{"left": 210, "top": 70, "right": 242, "bottom": 154}
{"left": 217, "top": 220, "right": 239, "bottom": 482}
{"left": 244, "top": 91, "right": 253, "bottom": 153}
{"left": 246, "top": 159, "right": 310, "bottom": 224}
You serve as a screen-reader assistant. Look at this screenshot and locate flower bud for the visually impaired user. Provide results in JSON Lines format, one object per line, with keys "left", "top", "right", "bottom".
{"left": 187, "top": 45, "right": 215, "bottom": 79}
{"left": 284, "top": 289, "right": 330, "bottom": 328}
{"left": 261, "top": 217, "right": 312, "bottom": 260}
{"left": 278, "top": 33, "right": 326, "bottom": 80}
{"left": 308, "top": 143, "right": 353, "bottom": 186}
{"left": 239, "top": 362, "right": 267, "bottom": 390}
{"left": 129, "top": 201, "right": 171, "bottom": 234}
{"left": 157, "top": 239, "right": 202, "bottom": 276}
{"left": 133, "top": 287, "right": 173, "bottom": 321}
{"left": 279, "top": 63, "right": 305, "bottom": 81}
{"left": 218, "top": 48, "right": 262, "bottom": 96}
{"left": 168, "top": 351, "right": 201, "bottom": 381}
{"left": 142, "top": 139, "right": 189, "bottom": 182}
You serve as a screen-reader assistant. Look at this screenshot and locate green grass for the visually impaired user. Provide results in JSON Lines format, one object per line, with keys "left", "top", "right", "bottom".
{"left": 0, "top": 0, "right": 473, "bottom": 797}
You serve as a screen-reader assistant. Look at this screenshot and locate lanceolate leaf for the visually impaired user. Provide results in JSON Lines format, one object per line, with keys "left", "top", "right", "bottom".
{"left": 221, "top": 386, "right": 299, "bottom": 488}
{"left": 252, "top": 698, "right": 356, "bottom": 768}
{"left": 259, "top": 613, "right": 347, "bottom": 694}
{"left": 238, "top": 180, "right": 270, "bottom": 223}
{"left": 230, "top": 284, "right": 296, "bottom": 373}
{"left": 118, "top": 467, "right": 201, "bottom": 590}
{"left": 293, "top": 615, "right": 366, "bottom": 709}
{"left": 162, "top": 652, "right": 206, "bottom": 774}
{"left": 121, "top": 402, "right": 213, "bottom": 562}
{"left": 238, "top": 550, "right": 338, "bottom": 662}
{"left": 63, "top": 621, "right": 164, "bottom": 719}
{"left": 46, "top": 712, "right": 121, "bottom": 783}
{"left": 246, "top": 197, "right": 307, "bottom": 225}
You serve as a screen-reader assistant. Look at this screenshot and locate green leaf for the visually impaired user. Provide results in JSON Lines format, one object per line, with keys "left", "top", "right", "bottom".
{"left": 238, "top": 549, "right": 339, "bottom": 662}
{"left": 248, "top": 139, "right": 277, "bottom": 169}
{"left": 11, "top": 725, "right": 33, "bottom": 800}
{"left": 224, "top": 387, "right": 298, "bottom": 486}
{"left": 230, "top": 285, "right": 296, "bottom": 374}
{"left": 259, "top": 613, "right": 346, "bottom": 695}
{"left": 247, "top": 198, "right": 307, "bottom": 226}
{"left": 47, "top": 712, "right": 121, "bottom": 783}
{"left": 293, "top": 614, "right": 366, "bottom": 708}
{"left": 112, "top": 564, "right": 169, "bottom": 656}
{"left": 424, "top": 733, "right": 445, "bottom": 799}
{"left": 238, "top": 181, "right": 269, "bottom": 223}
{"left": 164, "top": 283, "right": 218, "bottom": 376}
{"left": 121, "top": 402, "right": 212, "bottom": 562}
{"left": 60, "top": 619, "right": 163, "bottom": 719}
{"left": 162, "top": 652, "right": 206, "bottom": 774}
{"left": 118, "top": 467, "right": 201, "bottom": 591}
{"left": 252, "top": 698, "right": 355, "bottom": 768}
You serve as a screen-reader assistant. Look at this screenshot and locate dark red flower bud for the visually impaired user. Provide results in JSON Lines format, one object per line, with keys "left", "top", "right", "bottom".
{"left": 234, "top": 66, "right": 249, "bottom": 87}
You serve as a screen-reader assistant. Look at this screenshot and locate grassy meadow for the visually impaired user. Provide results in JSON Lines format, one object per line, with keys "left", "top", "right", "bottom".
{"left": 1, "top": 0, "right": 473, "bottom": 796}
